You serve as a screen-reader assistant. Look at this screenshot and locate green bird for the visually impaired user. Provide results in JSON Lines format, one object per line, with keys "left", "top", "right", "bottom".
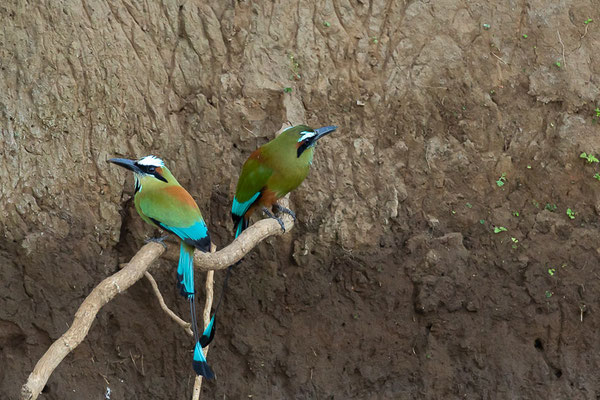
{"left": 109, "top": 155, "right": 215, "bottom": 379}
{"left": 231, "top": 124, "right": 338, "bottom": 237}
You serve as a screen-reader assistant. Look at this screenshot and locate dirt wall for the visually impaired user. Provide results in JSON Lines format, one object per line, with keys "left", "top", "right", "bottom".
{"left": 1, "top": 0, "right": 600, "bottom": 399}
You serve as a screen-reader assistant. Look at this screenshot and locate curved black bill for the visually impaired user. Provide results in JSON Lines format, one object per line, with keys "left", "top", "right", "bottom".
{"left": 108, "top": 158, "right": 141, "bottom": 173}
{"left": 314, "top": 125, "right": 337, "bottom": 141}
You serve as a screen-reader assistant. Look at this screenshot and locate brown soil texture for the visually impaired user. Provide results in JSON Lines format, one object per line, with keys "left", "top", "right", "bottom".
{"left": 2, "top": 0, "right": 600, "bottom": 399}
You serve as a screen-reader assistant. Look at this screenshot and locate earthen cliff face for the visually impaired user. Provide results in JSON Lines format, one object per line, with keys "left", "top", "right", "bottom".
{"left": 2, "top": 1, "right": 600, "bottom": 398}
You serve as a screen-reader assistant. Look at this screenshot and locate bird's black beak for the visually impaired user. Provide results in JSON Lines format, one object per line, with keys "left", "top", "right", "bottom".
{"left": 108, "top": 158, "right": 141, "bottom": 174}
{"left": 313, "top": 125, "right": 337, "bottom": 142}
{"left": 297, "top": 125, "right": 338, "bottom": 158}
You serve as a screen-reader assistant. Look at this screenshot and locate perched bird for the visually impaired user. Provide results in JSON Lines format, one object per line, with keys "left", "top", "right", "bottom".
{"left": 232, "top": 124, "right": 337, "bottom": 237}
{"left": 109, "top": 155, "right": 215, "bottom": 379}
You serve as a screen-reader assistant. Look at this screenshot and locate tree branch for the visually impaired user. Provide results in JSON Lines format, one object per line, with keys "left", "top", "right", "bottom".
{"left": 20, "top": 242, "right": 166, "bottom": 400}
{"left": 20, "top": 209, "right": 294, "bottom": 400}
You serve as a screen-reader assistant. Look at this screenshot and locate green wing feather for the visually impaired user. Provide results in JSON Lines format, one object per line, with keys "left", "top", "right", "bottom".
{"left": 234, "top": 158, "right": 273, "bottom": 204}
{"left": 137, "top": 186, "right": 203, "bottom": 228}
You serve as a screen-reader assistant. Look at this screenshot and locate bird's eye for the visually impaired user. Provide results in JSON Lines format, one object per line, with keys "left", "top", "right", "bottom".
{"left": 147, "top": 166, "right": 156, "bottom": 173}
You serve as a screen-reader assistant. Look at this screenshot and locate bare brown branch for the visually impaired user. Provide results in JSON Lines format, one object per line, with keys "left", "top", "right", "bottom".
{"left": 21, "top": 205, "right": 294, "bottom": 400}
{"left": 145, "top": 271, "right": 194, "bottom": 337}
{"left": 21, "top": 243, "right": 166, "bottom": 400}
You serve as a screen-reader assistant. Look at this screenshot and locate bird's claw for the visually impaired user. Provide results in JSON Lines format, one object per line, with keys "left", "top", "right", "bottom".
{"left": 263, "top": 207, "right": 286, "bottom": 233}
{"left": 145, "top": 235, "right": 169, "bottom": 250}
{"left": 273, "top": 204, "right": 296, "bottom": 222}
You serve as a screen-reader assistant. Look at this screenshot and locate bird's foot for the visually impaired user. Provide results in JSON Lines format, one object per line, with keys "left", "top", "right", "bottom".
{"left": 273, "top": 204, "right": 296, "bottom": 222}
{"left": 262, "top": 207, "right": 286, "bottom": 233}
{"left": 145, "top": 235, "right": 169, "bottom": 250}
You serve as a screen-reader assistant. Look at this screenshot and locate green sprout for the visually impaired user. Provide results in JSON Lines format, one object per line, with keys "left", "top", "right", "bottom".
{"left": 527, "top": 165, "right": 532, "bottom": 169}
{"left": 532, "top": 200, "right": 540, "bottom": 208}
{"left": 595, "top": 108, "right": 600, "bottom": 118}
{"left": 323, "top": 21, "right": 331, "bottom": 27}
{"left": 548, "top": 268, "right": 556, "bottom": 276}
{"left": 584, "top": 18, "right": 593, "bottom": 24}
{"left": 466, "top": 202, "right": 473, "bottom": 208}
{"left": 545, "top": 290, "right": 553, "bottom": 298}
{"left": 494, "top": 226, "right": 508, "bottom": 234}
{"left": 372, "top": 37, "right": 378, "bottom": 44}
{"left": 555, "top": 61, "right": 562, "bottom": 68}
{"left": 511, "top": 237, "right": 519, "bottom": 249}
{"left": 496, "top": 173, "right": 507, "bottom": 187}
{"left": 482, "top": 23, "right": 491, "bottom": 30}
{"left": 580, "top": 152, "right": 599, "bottom": 163}
{"left": 522, "top": 34, "right": 528, "bottom": 39}
{"left": 490, "top": 89, "right": 495, "bottom": 95}
{"left": 566, "top": 208, "right": 576, "bottom": 219}
{"left": 289, "top": 54, "right": 301, "bottom": 80}
{"left": 545, "top": 203, "right": 557, "bottom": 212}
{"left": 479, "top": 219, "right": 486, "bottom": 225}
{"left": 512, "top": 211, "right": 520, "bottom": 217}
{"left": 593, "top": 173, "right": 600, "bottom": 181}
{"left": 283, "top": 87, "right": 293, "bottom": 93}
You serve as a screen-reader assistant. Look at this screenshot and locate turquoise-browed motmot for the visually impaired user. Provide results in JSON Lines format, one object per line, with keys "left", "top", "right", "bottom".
{"left": 232, "top": 124, "right": 337, "bottom": 236}
{"left": 109, "top": 155, "right": 215, "bottom": 379}
{"left": 201, "top": 125, "right": 337, "bottom": 339}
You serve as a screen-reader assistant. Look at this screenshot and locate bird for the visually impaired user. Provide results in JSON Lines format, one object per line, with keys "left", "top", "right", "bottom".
{"left": 108, "top": 155, "right": 215, "bottom": 379}
{"left": 201, "top": 125, "right": 338, "bottom": 358}
{"left": 232, "top": 124, "right": 337, "bottom": 237}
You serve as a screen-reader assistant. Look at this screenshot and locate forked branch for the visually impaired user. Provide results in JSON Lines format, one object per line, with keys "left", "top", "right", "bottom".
{"left": 20, "top": 213, "right": 294, "bottom": 400}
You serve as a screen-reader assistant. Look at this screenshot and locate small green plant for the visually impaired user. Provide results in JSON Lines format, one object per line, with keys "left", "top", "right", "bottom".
{"left": 532, "top": 200, "right": 540, "bottom": 208}
{"left": 545, "top": 203, "right": 557, "bottom": 212}
{"left": 489, "top": 89, "right": 495, "bottom": 95}
{"left": 479, "top": 219, "right": 486, "bottom": 225}
{"left": 522, "top": 34, "right": 528, "bottom": 39}
{"left": 466, "top": 202, "right": 473, "bottom": 209}
{"left": 580, "top": 152, "right": 599, "bottom": 163}
{"left": 372, "top": 37, "right": 378, "bottom": 44}
{"left": 545, "top": 290, "right": 553, "bottom": 298}
{"left": 527, "top": 165, "right": 532, "bottom": 169}
{"left": 512, "top": 211, "right": 520, "bottom": 217}
{"left": 482, "top": 23, "right": 491, "bottom": 30}
{"left": 494, "top": 226, "right": 508, "bottom": 234}
{"left": 584, "top": 18, "right": 593, "bottom": 24}
{"left": 288, "top": 54, "right": 301, "bottom": 80}
{"left": 496, "top": 173, "right": 507, "bottom": 187}
{"left": 548, "top": 268, "right": 556, "bottom": 276}
{"left": 283, "top": 87, "right": 293, "bottom": 93}
{"left": 555, "top": 61, "right": 562, "bottom": 68}
{"left": 511, "top": 237, "right": 519, "bottom": 249}
{"left": 593, "top": 173, "right": 600, "bottom": 181}
{"left": 323, "top": 21, "right": 331, "bottom": 27}
{"left": 595, "top": 108, "right": 600, "bottom": 118}
{"left": 566, "top": 208, "right": 576, "bottom": 219}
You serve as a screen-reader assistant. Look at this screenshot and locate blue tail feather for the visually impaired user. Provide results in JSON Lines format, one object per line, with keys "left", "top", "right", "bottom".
{"left": 192, "top": 341, "right": 214, "bottom": 379}
{"left": 199, "top": 315, "right": 216, "bottom": 347}
{"left": 178, "top": 243, "right": 195, "bottom": 298}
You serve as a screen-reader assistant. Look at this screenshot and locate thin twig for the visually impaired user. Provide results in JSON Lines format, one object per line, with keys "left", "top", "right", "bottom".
{"left": 145, "top": 271, "right": 193, "bottom": 337}
{"left": 581, "top": 24, "right": 589, "bottom": 40}
{"left": 490, "top": 52, "right": 508, "bottom": 65}
{"left": 557, "top": 30, "right": 566, "bottom": 68}
{"left": 193, "top": 244, "right": 217, "bottom": 400}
